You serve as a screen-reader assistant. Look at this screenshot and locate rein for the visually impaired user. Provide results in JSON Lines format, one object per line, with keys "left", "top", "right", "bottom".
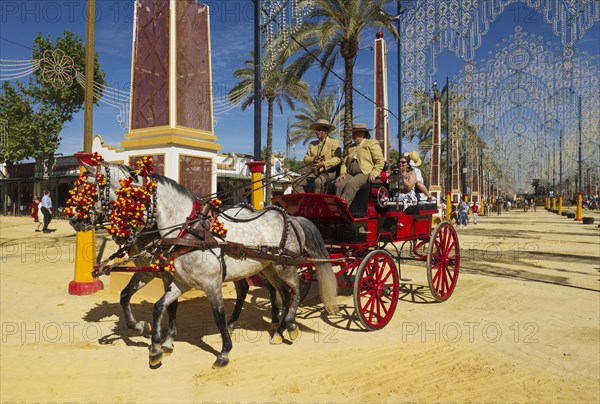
{"left": 69, "top": 154, "right": 309, "bottom": 275}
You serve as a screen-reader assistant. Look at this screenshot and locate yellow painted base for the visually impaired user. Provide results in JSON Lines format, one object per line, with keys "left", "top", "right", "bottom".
{"left": 69, "top": 229, "right": 103, "bottom": 295}
{"left": 74, "top": 229, "right": 97, "bottom": 282}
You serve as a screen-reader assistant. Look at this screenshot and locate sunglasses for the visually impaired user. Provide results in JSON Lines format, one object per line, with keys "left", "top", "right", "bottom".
{"left": 398, "top": 161, "right": 408, "bottom": 164}
{"left": 315, "top": 127, "right": 329, "bottom": 132}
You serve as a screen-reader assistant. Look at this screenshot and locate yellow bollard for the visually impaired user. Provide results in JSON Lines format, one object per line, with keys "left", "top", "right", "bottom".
{"left": 246, "top": 161, "right": 266, "bottom": 210}
{"left": 68, "top": 229, "right": 103, "bottom": 295}
{"left": 574, "top": 192, "right": 583, "bottom": 221}
{"left": 552, "top": 197, "right": 556, "bottom": 210}
{"left": 545, "top": 196, "right": 549, "bottom": 210}
{"left": 445, "top": 192, "right": 451, "bottom": 222}
{"left": 481, "top": 198, "right": 485, "bottom": 216}
{"left": 69, "top": 155, "right": 103, "bottom": 295}
{"left": 557, "top": 196, "right": 563, "bottom": 215}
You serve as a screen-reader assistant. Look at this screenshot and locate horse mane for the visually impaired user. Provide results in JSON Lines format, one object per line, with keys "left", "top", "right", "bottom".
{"left": 107, "top": 162, "right": 196, "bottom": 200}
{"left": 154, "top": 174, "right": 196, "bottom": 200}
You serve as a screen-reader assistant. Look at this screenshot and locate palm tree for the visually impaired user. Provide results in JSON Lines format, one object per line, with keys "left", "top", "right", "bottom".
{"left": 228, "top": 52, "right": 308, "bottom": 204}
{"left": 401, "top": 83, "right": 484, "bottom": 189}
{"left": 288, "top": 91, "right": 344, "bottom": 146}
{"left": 291, "top": 0, "right": 398, "bottom": 147}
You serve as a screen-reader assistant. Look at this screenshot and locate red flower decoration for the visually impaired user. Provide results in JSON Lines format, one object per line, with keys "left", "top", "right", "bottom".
{"left": 107, "top": 156, "right": 157, "bottom": 239}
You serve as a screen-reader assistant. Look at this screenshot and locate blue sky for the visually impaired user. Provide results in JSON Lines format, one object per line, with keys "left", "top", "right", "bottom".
{"left": 1, "top": 1, "right": 598, "bottom": 160}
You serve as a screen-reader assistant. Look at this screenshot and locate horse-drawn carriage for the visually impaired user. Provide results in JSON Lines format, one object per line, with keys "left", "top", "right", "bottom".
{"left": 273, "top": 176, "right": 460, "bottom": 330}
{"left": 68, "top": 154, "right": 460, "bottom": 367}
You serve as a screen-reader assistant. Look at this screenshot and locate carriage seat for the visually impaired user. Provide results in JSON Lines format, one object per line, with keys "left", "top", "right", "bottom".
{"left": 348, "top": 181, "right": 387, "bottom": 217}
{"left": 404, "top": 201, "right": 438, "bottom": 215}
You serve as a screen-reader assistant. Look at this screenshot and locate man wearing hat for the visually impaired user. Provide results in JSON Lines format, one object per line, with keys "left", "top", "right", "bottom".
{"left": 335, "top": 123, "right": 385, "bottom": 206}
{"left": 293, "top": 119, "right": 341, "bottom": 193}
{"left": 403, "top": 150, "right": 433, "bottom": 201}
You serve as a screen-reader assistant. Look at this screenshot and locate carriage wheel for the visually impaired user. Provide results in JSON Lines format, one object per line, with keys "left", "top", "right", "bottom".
{"left": 297, "top": 265, "right": 313, "bottom": 303}
{"left": 353, "top": 250, "right": 399, "bottom": 330}
{"left": 426, "top": 222, "right": 460, "bottom": 302}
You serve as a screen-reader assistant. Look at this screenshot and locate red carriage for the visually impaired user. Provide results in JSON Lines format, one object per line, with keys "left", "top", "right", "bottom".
{"left": 272, "top": 177, "right": 460, "bottom": 331}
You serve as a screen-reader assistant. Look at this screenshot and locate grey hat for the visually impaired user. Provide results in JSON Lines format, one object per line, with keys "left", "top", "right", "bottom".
{"left": 351, "top": 123, "right": 372, "bottom": 137}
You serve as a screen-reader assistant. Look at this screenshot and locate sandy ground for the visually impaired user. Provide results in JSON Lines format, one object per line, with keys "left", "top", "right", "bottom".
{"left": 1, "top": 208, "right": 599, "bottom": 403}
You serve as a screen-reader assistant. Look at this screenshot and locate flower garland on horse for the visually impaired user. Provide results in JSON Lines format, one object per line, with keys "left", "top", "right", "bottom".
{"left": 65, "top": 153, "right": 227, "bottom": 272}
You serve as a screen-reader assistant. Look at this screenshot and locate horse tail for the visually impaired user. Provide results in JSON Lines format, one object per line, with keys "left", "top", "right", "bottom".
{"left": 295, "top": 217, "right": 338, "bottom": 314}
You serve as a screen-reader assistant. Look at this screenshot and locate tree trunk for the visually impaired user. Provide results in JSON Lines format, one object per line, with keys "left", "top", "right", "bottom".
{"left": 265, "top": 98, "right": 274, "bottom": 205}
{"left": 343, "top": 54, "right": 355, "bottom": 149}
{"left": 36, "top": 158, "right": 47, "bottom": 194}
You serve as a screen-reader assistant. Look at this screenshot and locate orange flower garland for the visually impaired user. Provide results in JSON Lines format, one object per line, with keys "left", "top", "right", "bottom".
{"left": 150, "top": 254, "right": 175, "bottom": 272}
{"left": 90, "top": 152, "right": 104, "bottom": 165}
{"left": 106, "top": 157, "right": 156, "bottom": 239}
{"left": 210, "top": 219, "right": 227, "bottom": 237}
{"left": 65, "top": 152, "right": 105, "bottom": 221}
{"left": 64, "top": 171, "right": 99, "bottom": 220}
{"left": 208, "top": 198, "right": 227, "bottom": 237}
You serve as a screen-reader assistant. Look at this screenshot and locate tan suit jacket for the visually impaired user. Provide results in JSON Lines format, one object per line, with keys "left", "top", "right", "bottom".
{"left": 303, "top": 136, "right": 342, "bottom": 172}
{"left": 340, "top": 139, "right": 385, "bottom": 177}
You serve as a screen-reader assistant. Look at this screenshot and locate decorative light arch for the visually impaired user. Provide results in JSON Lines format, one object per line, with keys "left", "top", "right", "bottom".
{"left": 400, "top": 0, "right": 600, "bottom": 96}
{"left": 452, "top": 26, "right": 599, "bottom": 194}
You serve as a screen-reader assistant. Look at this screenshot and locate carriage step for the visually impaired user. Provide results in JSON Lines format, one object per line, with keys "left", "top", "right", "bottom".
{"left": 400, "top": 278, "right": 412, "bottom": 282}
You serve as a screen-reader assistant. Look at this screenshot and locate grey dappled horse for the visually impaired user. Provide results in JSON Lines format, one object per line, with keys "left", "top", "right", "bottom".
{"left": 70, "top": 162, "right": 338, "bottom": 368}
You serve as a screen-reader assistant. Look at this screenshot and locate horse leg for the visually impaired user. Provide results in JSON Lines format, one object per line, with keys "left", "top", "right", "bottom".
{"left": 149, "top": 283, "right": 183, "bottom": 368}
{"left": 160, "top": 274, "right": 188, "bottom": 356}
{"left": 120, "top": 272, "right": 155, "bottom": 337}
{"left": 277, "top": 266, "right": 301, "bottom": 342}
{"left": 264, "top": 279, "right": 281, "bottom": 332}
{"left": 204, "top": 284, "right": 233, "bottom": 368}
{"left": 262, "top": 265, "right": 299, "bottom": 344}
{"left": 161, "top": 299, "right": 178, "bottom": 356}
{"left": 227, "top": 279, "right": 249, "bottom": 331}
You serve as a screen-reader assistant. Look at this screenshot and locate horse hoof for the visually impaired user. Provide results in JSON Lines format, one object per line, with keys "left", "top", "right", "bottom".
{"left": 212, "top": 357, "right": 229, "bottom": 369}
{"left": 270, "top": 333, "right": 283, "bottom": 345}
{"left": 288, "top": 326, "right": 300, "bottom": 342}
{"left": 227, "top": 321, "right": 238, "bottom": 332}
{"left": 149, "top": 352, "right": 163, "bottom": 368}
{"left": 142, "top": 322, "right": 153, "bottom": 337}
{"left": 162, "top": 345, "right": 173, "bottom": 356}
{"left": 270, "top": 322, "right": 280, "bottom": 332}
{"left": 134, "top": 321, "right": 152, "bottom": 337}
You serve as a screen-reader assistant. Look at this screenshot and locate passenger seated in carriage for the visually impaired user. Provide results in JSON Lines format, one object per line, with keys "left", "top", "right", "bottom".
{"left": 403, "top": 150, "right": 434, "bottom": 202}
{"left": 335, "top": 123, "right": 385, "bottom": 206}
{"left": 388, "top": 156, "right": 418, "bottom": 210}
{"left": 292, "top": 119, "right": 341, "bottom": 194}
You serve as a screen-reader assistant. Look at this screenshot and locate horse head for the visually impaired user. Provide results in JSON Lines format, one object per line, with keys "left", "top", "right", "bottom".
{"left": 68, "top": 162, "right": 145, "bottom": 236}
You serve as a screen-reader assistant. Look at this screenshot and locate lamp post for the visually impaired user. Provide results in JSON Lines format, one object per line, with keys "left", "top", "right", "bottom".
{"left": 253, "top": 0, "right": 262, "bottom": 161}
{"left": 394, "top": 1, "right": 404, "bottom": 156}
{"left": 445, "top": 76, "right": 450, "bottom": 193}
{"left": 558, "top": 126, "right": 564, "bottom": 215}
{"left": 462, "top": 101, "right": 470, "bottom": 197}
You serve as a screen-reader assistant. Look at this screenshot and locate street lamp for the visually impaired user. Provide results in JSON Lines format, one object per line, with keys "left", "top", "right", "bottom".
{"left": 392, "top": 3, "right": 406, "bottom": 156}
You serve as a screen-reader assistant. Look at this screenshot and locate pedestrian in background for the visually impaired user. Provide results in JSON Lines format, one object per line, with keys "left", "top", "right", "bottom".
{"left": 30, "top": 196, "right": 40, "bottom": 222}
{"left": 471, "top": 202, "right": 479, "bottom": 224}
{"left": 40, "top": 190, "right": 53, "bottom": 233}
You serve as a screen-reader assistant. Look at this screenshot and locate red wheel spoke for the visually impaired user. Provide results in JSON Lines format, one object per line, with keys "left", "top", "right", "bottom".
{"left": 381, "top": 266, "right": 394, "bottom": 283}
{"left": 446, "top": 238, "right": 457, "bottom": 254}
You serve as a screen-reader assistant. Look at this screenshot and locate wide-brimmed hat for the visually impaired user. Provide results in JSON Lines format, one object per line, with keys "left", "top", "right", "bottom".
{"left": 309, "top": 119, "right": 335, "bottom": 131}
{"left": 351, "top": 123, "right": 372, "bottom": 137}
{"left": 404, "top": 150, "right": 422, "bottom": 167}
